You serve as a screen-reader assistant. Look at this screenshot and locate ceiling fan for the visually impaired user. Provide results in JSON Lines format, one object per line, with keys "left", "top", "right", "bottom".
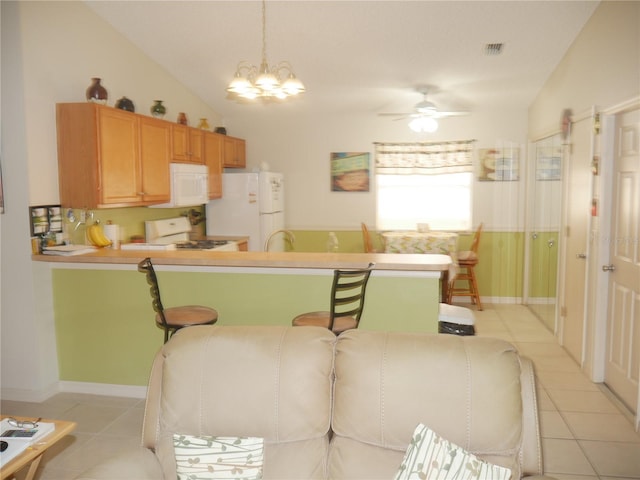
{"left": 379, "top": 86, "right": 469, "bottom": 132}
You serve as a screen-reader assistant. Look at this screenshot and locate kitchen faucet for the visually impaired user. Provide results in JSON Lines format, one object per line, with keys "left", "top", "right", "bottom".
{"left": 264, "top": 229, "right": 296, "bottom": 252}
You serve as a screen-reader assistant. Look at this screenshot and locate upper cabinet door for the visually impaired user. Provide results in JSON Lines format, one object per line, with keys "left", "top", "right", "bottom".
{"left": 171, "top": 124, "right": 204, "bottom": 164}
{"left": 139, "top": 117, "right": 171, "bottom": 203}
{"left": 204, "top": 131, "right": 223, "bottom": 199}
{"left": 96, "top": 107, "right": 141, "bottom": 205}
{"left": 223, "top": 136, "right": 246, "bottom": 168}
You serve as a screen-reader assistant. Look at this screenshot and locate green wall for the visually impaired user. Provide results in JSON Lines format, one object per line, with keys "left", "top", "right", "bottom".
{"left": 292, "top": 229, "right": 529, "bottom": 298}
{"left": 53, "top": 268, "right": 439, "bottom": 386}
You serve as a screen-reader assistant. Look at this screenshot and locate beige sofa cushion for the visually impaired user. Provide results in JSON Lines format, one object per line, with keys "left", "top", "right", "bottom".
{"left": 143, "top": 325, "right": 336, "bottom": 479}
{"left": 330, "top": 331, "right": 527, "bottom": 479}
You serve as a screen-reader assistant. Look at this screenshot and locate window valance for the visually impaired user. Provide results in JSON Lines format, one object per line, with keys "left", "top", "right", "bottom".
{"left": 374, "top": 140, "right": 476, "bottom": 175}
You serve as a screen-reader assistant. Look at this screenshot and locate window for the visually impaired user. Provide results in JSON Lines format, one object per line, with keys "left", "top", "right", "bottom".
{"left": 376, "top": 173, "right": 472, "bottom": 231}
{"left": 374, "top": 140, "right": 474, "bottom": 231}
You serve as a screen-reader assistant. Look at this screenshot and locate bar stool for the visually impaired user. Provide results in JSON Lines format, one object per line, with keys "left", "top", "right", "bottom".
{"left": 448, "top": 223, "right": 483, "bottom": 310}
{"left": 438, "top": 303, "right": 476, "bottom": 336}
{"left": 138, "top": 257, "right": 218, "bottom": 343}
{"left": 292, "top": 263, "right": 374, "bottom": 335}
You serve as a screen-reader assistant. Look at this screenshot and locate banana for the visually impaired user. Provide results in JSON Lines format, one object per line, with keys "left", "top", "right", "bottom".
{"left": 87, "top": 221, "right": 112, "bottom": 247}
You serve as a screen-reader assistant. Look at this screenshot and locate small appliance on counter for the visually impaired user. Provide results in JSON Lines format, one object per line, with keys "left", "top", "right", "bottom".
{"left": 120, "top": 217, "right": 238, "bottom": 251}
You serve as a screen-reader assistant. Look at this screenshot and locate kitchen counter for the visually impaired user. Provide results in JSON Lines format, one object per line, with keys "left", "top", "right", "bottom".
{"left": 32, "top": 248, "right": 451, "bottom": 273}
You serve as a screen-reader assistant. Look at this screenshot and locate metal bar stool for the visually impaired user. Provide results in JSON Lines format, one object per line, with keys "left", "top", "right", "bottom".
{"left": 292, "top": 263, "right": 374, "bottom": 335}
{"left": 138, "top": 257, "right": 218, "bottom": 343}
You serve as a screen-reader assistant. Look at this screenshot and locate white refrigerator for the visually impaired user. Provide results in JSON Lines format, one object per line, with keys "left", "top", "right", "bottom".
{"left": 206, "top": 172, "right": 285, "bottom": 251}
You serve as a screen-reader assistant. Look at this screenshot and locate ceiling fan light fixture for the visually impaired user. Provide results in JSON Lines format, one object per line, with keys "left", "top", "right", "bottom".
{"left": 226, "top": 0, "right": 304, "bottom": 102}
{"left": 409, "top": 116, "right": 438, "bottom": 133}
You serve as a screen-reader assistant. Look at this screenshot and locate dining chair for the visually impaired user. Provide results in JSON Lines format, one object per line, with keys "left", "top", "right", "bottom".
{"left": 361, "top": 223, "right": 381, "bottom": 253}
{"left": 447, "top": 223, "right": 483, "bottom": 310}
{"left": 138, "top": 257, "right": 218, "bottom": 343}
{"left": 292, "top": 263, "right": 374, "bottom": 335}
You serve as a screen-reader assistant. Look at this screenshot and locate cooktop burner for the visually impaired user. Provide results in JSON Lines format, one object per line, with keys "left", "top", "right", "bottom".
{"left": 175, "top": 240, "right": 229, "bottom": 250}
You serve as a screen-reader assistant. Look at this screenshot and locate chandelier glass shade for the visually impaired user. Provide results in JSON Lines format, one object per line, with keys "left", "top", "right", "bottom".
{"left": 227, "top": 1, "right": 305, "bottom": 101}
{"left": 409, "top": 116, "right": 438, "bottom": 133}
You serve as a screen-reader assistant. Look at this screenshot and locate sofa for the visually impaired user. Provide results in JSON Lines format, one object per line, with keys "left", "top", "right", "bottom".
{"left": 76, "top": 325, "right": 552, "bottom": 480}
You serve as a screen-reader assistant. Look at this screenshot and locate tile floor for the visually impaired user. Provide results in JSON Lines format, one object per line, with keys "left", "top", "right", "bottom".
{"left": 1, "top": 304, "right": 639, "bottom": 479}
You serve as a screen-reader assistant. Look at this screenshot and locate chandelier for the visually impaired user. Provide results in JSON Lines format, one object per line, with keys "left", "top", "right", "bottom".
{"left": 227, "top": 0, "right": 305, "bottom": 101}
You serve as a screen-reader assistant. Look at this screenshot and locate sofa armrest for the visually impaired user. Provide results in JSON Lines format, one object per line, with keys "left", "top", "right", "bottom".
{"left": 74, "top": 447, "right": 162, "bottom": 479}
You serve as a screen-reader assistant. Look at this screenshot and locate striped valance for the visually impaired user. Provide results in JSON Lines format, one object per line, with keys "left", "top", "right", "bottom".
{"left": 375, "top": 140, "right": 475, "bottom": 175}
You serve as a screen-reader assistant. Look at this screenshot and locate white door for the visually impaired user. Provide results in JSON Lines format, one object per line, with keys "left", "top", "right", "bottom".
{"left": 560, "top": 118, "right": 592, "bottom": 364}
{"left": 604, "top": 107, "right": 640, "bottom": 415}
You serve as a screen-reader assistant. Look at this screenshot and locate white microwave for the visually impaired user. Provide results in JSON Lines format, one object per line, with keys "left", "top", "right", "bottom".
{"left": 151, "top": 163, "right": 209, "bottom": 208}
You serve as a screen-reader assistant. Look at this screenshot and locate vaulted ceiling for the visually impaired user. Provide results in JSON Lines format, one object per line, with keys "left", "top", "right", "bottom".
{"left": 86, "top": 1, "right": 599, "bottom": 120}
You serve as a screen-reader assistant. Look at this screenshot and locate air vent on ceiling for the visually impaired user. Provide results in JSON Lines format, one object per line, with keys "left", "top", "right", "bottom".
{"left": 484, "top": 43, "right": 504, "bottom": 55}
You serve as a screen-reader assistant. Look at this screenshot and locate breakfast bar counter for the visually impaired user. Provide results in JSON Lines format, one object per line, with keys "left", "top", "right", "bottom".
{"left": 33, "top": 250, "right": 449, "bottom": 389}
{"left": 32, "top": 249, "right": 452, "bottom": 273}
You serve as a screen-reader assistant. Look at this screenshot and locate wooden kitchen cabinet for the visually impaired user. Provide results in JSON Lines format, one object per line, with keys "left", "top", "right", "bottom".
{"left": 171, "top": 124, "right": 203, "bottom": 164}
{"left": 223, "top": 135, "right": 246, "bottom": 168}
{"left": 139, "top": 117, "right": 172, "bottom": 203}
{"left": 203, "top": 131, "right": 223, "bottom": 199}
{"left": 56, "top": 103, "right": 170, "bottom": 208}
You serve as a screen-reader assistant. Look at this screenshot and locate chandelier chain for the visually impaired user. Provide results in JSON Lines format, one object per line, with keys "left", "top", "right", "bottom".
{"left": 261, "top": 0, "right": 267, "bottom": 63}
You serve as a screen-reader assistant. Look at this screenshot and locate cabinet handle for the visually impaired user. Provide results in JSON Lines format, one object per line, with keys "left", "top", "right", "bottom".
{"left": 576, "top": 253, "right": 586, "bottom": 259}
{"left": 602, "top": 264, "right": 616, "bottom": 272}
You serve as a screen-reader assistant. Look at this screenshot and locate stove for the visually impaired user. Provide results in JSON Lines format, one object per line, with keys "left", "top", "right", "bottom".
{"left": 120, "top": 217, "right": 239, "bottom": 252}
{"left": 175, "top": 240, "right": 238, "bottom": 251}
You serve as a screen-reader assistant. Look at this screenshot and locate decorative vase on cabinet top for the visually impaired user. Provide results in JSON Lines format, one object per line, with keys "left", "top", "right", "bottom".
{"left": 177, "top": 112, "right": 188, "bottom": 126}
{"left": 115, "top": 96, "right": 135, "bottom": 112}
{"left": 151, "top": 100, "right": 166, "bottom": 118}
{"left": 198, "top": 118, "right": 210, "bottom": 130}
{"left": 86, "top": 77, "right": 108, "bottom": 104}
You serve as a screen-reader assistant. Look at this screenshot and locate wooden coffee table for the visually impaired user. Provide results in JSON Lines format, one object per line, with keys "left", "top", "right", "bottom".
{"left": 0, "top": 415, "right": 77, "bottom": 480}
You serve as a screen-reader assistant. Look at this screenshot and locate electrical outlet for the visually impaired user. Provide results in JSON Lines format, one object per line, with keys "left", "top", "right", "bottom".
{"left": 79, "top": 210, "right": 87, "bottom": 223}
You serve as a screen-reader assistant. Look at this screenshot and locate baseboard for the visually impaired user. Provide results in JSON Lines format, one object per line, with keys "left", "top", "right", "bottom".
{"left": 1, "top": 381, "right": 147, "bottom": 402}
{"left": 449, "top": 296, "right": 522, "bottom": 306}
{"left": 0, "top": 382, "right": 60, "bottom": 403}
{"left": 59, "top": 381, "right": 147, "bottom": 399}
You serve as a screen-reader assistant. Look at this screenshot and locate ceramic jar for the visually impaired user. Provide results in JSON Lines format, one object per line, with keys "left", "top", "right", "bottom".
{"left": 115, "top": 96, "right": 135, "bottom": 112}
{"left": 86, "top": 78, "right": 108, "bottom": 104}
{"left": 151, "top": 100, "right": 166, "bottom": 118}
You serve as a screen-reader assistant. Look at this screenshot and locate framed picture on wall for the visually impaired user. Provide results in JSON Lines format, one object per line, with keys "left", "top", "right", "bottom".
{"left": 478, "top": 148, "right": 520, "bottom": 181}
{"left": 536, "top": 145, "right": 562, "bottom": 180}
{"left": 29, "top": 205, "right": 63, "bottom": 236}
{"left": 330, "top": 152, "right": 370, "bottom": 192}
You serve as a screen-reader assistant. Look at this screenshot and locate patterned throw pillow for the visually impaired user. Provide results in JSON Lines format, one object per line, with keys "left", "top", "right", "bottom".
{"left": 394, "top": 424, "right": 512, "bottom": 480}
{"left": 173, "top": 434, "right": 264, "bottom": 480}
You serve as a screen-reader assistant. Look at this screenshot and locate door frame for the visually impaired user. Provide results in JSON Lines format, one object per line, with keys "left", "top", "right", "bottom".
{"left": 556, "top": 107, "right": 596, "bottom": 365}
{"left": 594, "top": 95, "right": 640, "bottom": 430}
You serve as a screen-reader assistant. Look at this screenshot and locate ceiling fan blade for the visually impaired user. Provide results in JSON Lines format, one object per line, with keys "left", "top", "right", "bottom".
{"left": 433, "top": 111, "right": 470, "bottom": 118}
